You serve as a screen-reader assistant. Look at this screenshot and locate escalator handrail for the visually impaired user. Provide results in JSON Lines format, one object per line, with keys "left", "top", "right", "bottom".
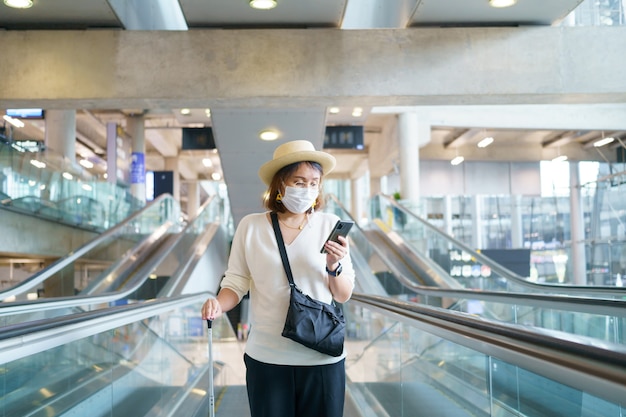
{"left": 399, "top": 282, "right": 626, "bottom": 317}
{"left": 0, "top": 292, "right": 212, "bottom": 365}
{"left": 377, "top": 193, "right": 626, "bottom": 297}
{"left": 350, "top": 292, "right": 626, "bottom": 406}
{"left": 0, "top": 193, "right": 179, "bottom": 300}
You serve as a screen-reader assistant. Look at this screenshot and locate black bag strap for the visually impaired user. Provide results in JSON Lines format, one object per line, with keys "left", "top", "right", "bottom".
{"left": 270, "top": 212, "right": 296, "bottom": 288}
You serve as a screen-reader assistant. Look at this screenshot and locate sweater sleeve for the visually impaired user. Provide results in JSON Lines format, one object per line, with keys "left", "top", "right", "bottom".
{"left": 219, "top": 215, "right": 252, "bottom": 301}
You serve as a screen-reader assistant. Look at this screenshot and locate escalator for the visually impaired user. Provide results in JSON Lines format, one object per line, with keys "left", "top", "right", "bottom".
{"left": 3, "top": 193, "right": 626, "bottom": 416}
{"left": 2, "top": 286, "right": 625, "bottom": 416}
{"left": 345, "top": 294, "right": 626, "bottom": 417}
{"left": 0, "top": 194, "right": 181, "bottom": 303}
{"left": 0, "top": 194, "right": 232, "bottom": 416}
{"left": 326, "top": 195, "right": 626, "bottom": 346}
{"left": 0, "top": 193, "right": 229, "bottom": 332}
{"left": 367, "top": 193, "right": 626, "bottom": 299}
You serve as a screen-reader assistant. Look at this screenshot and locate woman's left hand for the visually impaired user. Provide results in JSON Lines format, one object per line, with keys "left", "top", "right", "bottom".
{"left": 324, "top": 235, "right": 348, "bottom": 270}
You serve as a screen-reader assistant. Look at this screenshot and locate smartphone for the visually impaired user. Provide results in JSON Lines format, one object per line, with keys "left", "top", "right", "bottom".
{"left": 320, "top": 220, "right": 354, "bottom": 253}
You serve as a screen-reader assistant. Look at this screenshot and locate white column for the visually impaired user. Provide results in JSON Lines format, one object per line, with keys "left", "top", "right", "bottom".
{"left": 397, "top": 113, "right": 422, "bottom": 202}
{"left": 187, "top": 180, "right": 200, "bottom": 219}
{"left": 510, "top": 195, "right": 524, "bottom": 248}
{"left": 444, "top": 195, "right": 453, "bottom": 237}
{"left": 44, "top": 109, "right": 76, "bottom": 167}
{"left": 164, "top": 157, "right": 180, "bottom": 203}
{"left": 127, "top": 115, "right": 146, "bottom": 204}
{"left": 370, "top": 176, "right": 382, "bottom": 196}
{"left": 569, "top": 162, "right": 587, "bottom": 285}
{"left": 471, "top": 196, "right": 483, "bottom": 250}
{"left": 350, "top": 177, "right": 362, "bottom": 223}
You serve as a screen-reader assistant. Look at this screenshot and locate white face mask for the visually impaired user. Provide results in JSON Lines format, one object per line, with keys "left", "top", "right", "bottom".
{"left": 281, "top": 186, "right": 319, "bottom": 214}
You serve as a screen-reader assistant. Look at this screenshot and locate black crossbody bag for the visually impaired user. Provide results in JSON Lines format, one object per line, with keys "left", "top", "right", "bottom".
{"left": 270, "top": 212, "right": 346, "bottom": 357}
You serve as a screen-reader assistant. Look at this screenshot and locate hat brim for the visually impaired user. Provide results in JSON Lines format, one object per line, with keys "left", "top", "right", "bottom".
{"left": 258, "top": 150, "right": 336, "bottom": 185}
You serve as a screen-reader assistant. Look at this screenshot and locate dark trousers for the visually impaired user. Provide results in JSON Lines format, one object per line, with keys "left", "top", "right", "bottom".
{"left": 244, "top": 353, "right": 345, "bottom": 417}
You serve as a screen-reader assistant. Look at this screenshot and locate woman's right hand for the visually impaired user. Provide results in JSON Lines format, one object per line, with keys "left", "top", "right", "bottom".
{"left": 201, "top": 298, "right": 223, "bottom": 320}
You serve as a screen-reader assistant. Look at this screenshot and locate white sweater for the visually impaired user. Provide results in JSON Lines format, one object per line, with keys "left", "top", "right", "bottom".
{"left": 220, "top": 211, "right": 355, "bottom": 365}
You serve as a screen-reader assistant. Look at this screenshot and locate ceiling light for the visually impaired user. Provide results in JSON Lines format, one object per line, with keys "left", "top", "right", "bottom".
{"left": 3, "top": 115, "right": 25, "bottom": 128}
{"left": 477, "top": 136, "right": 494, "bottom": 148}
{"left": 352, "top": 107, "right": 363, "bottom": 117}
{"left": 451, "top": 156, "right": 465, "bottom": 166}
{"left": 552, "top": 155, "right": 568, "bottom": 162}
{"left": 30, "top": 159, "right": 46, "bottom": 169}
{"left": 489, "top": 0, "right": 517, "bottom": 7}
{"left": 259, "top": 129, "right": 279, "bottom": 141}
{"left": 180, "top": 108, "right": 191, "bottom": 115}
{"left": 211, "top": 172, "right": 222, "bottom": 181}
{"left": 593, "top": 137, "right": 615, "bottom": 147}
{"left": 79, "top": 159, "right": 94, "bottom": 169}
{"left": 205, "top": 109, "right": 211, "bottom": 117}
{"left": 3, "top": 0, "right": 33, "bottom": 9}
{"left": 249, "top": 0, "right": 277, "bottom": 10}
{"left": 62, "top": 172, "right": 73, "bottom": 180}
{"left": 202, "top": 158, "right": 213, "bottom": 167}
{"left": 328, "top": 107, "right": 340, "bottom": 114}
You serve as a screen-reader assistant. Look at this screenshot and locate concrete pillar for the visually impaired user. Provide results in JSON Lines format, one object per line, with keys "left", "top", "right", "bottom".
{"left": 376, "top": 176, "right": 386, "bottom": 196}
{"left": 471, "top": 196, "right": 483, "bottom": 250}
{"left": 569, "top": 162, "right": 587, "bottom": 285}
{"left": 127, "top": 115, "right": 146, "bottom": 204}
{"left": 164, "top": 157, "right": 180, "bottom": 202}
{"left": 44, "top": 109, "right": 76, "bottom": 166}
{"left": 397, "top": 113, "right": 421, "bottom": 201}
{"left": 510, "top": 195, "right": 524, "bottom": 249}
{"left": 369, "top": 176, "right": 383, "bottom": 219}
{"left": 351, "top": 177, "right": 362, "bottom": 224}
{"left": 444, "top": 195, "right": 453, "bottom": 237}
{"left": 187, "top": 180, "right": 200, "bottom": 219}
{"left": 106, "top": 122, "right": 118, "bottom": 184}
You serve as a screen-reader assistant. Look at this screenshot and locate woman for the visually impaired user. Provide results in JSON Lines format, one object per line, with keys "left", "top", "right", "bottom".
{"left": 201, "top": 140, "right": 355, "bottom": 417}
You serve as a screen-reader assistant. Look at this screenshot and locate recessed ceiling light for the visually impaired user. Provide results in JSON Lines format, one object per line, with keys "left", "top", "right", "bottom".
{"left": 477, "top": 136, "right": 494, "bottom": 148}
{"left": 249, "top": 0, "right": 277, "bottom": 10}
{"left": 451, "top": 156, "right": 465, "bottom": 166}
{"left": 3, "top": 115, "right": 24, "bottom": 128}
{"left": 30, "top": 159, "right": 46, "bottom": 169}
{"left": 328, "top": 107, "right": 340, "bottom": 114}
{"left": 202, "top": 158, "right": 213, "bottom": 167}
{"left": 593, "top": 137, "right": 615, "bottom": 147}
{"left": 352, "top": 107, "right": 363, "bottom": 117}
{"left": 4, "top": 0, "right": 33, "bottom": 9}
{"left": 259, "top": 129, "right": 279, "bottom": 141}
{"left": 489, "top": 0, "right": 517, "bottom": 8}
{"left": 79, "top": 159, "right": 94, "bottom": 169}
{"left": 180, "top": 108, "right": 191, "bottom": 115}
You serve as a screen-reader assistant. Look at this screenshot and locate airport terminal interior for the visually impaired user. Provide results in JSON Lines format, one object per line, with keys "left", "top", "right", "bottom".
{"left": 1, "top": 0, "right": 626, "bottom": 416}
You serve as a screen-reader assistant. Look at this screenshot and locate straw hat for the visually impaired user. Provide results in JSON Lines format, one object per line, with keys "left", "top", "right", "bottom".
{"left": 258, "top": 140, "right": 336, "bottom": 185}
